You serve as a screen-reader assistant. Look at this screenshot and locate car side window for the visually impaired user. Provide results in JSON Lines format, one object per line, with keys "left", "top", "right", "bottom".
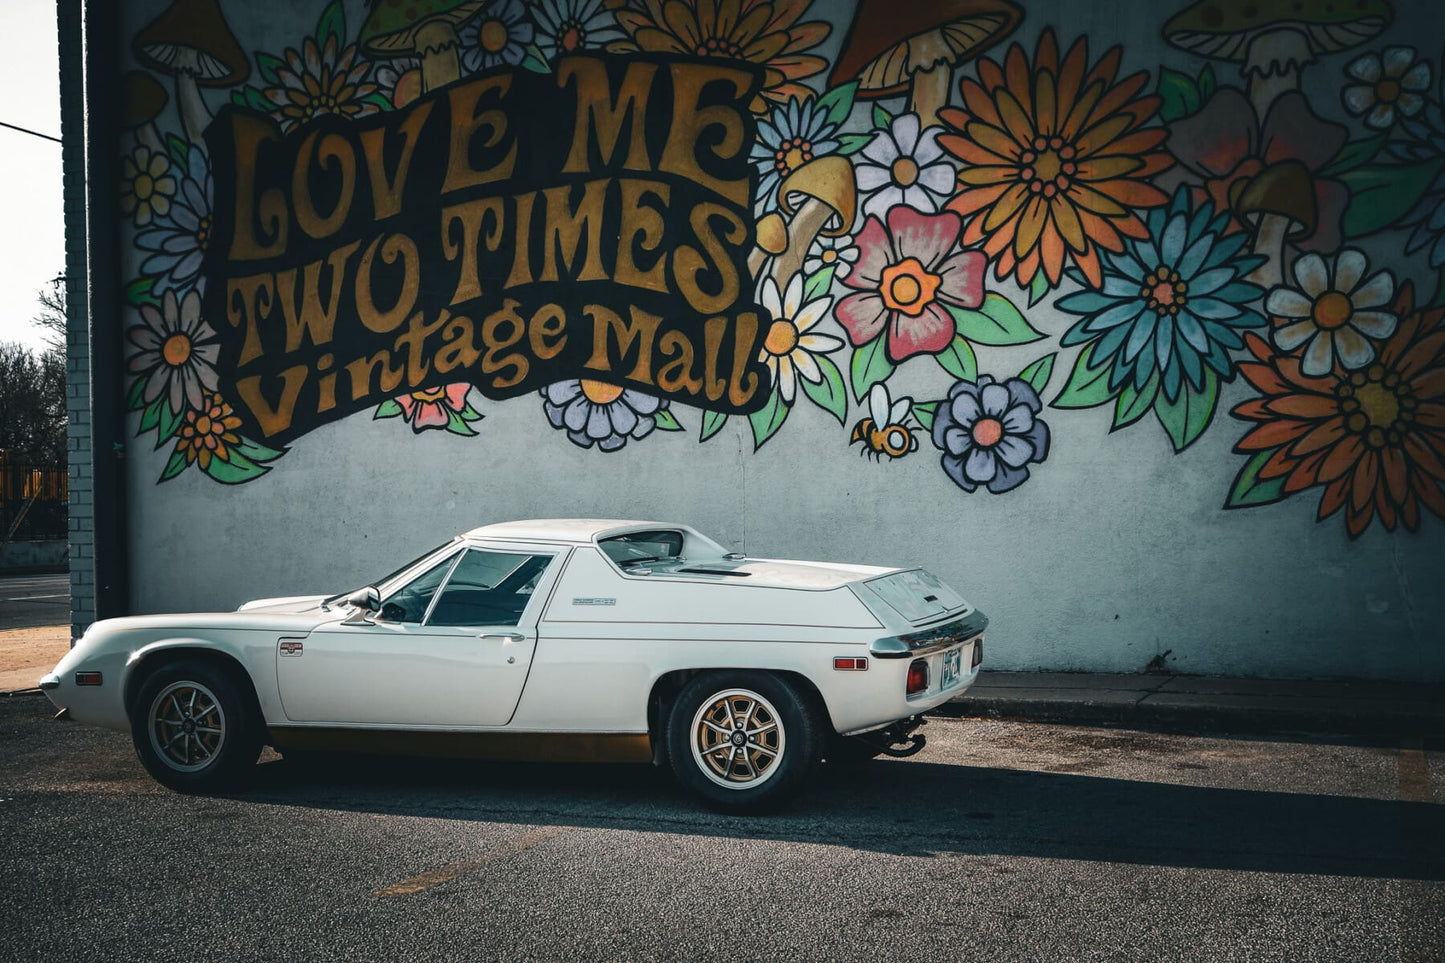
{"left": 377, "top": 555, "right": 456, "bottom": 623}
{"left": 427, "top": 550, "right": 553, "bottom": 627}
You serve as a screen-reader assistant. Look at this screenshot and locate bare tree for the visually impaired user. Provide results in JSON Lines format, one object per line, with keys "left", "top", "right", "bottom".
{"left": 34, "top": 276, "right": 67, "bottom": 353}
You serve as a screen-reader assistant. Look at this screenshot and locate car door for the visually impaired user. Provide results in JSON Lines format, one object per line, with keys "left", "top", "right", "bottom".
{"left": 277, "top": 544, "right": 564, "bottom": 727}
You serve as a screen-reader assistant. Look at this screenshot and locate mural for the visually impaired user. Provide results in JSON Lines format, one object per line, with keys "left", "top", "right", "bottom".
{"left": 115, "top": 0, "right": 1445, "bottom": 539}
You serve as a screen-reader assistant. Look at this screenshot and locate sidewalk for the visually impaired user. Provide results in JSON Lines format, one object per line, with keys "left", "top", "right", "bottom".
{"left": 0, "top": 624, "right": 69, "bottom": 694}
{"left": 942, "top": 671, "right": 1445, "bottom": 739}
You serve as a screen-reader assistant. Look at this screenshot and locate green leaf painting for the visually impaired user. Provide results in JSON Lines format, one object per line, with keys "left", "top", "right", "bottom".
{"left": 1112, "top": 369, "right": 1160, "bottom": 430}
{"left": 936, "top": 336, "right": 978, "bottom": 383}
{"left": 748, "top": 388, "right": 789, "bottom": 450}
{"left": 849, "top": 337, "right": 894, "bottom": 401}
{"left": 1154, "top": 369, "right": 1219, "bottom": 452}
{"left": 911, "top": 401, "right": 939, "bottom": 432}
{"left": 699, "top": 409, "right": 728, "bottom": 442}
{"left": 1341, "top": 158, "right": 1445, "bottom": 238}
{"left": 1018, "top": 353, "right": 1056, "bottom": 395}
{"left": 948, "top": 294, "right": 1043, "bottom": 346}
{"left": 1224, "top": 447, "right": 1290, "bottom": 509}
{"left": 799, "top": 355, "right": 848, "bottom": 425}
{"left": 802, "top": 265, "right": 835, "bottom": 303}
{"left": 1051, "top": 343, "right": 1117, "bottom": 409}
{"left": 654, "top": 409, "right": 685, "bottom": 431}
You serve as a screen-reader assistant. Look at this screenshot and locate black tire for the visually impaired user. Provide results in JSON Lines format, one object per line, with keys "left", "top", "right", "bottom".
{"left": 826, "top": 734, "right": 885, "bottom": 765}
{"left": 665, "top": 671, "right": 824, "bottom": 812}
{"left": 129, "top": 658, "right": 262, "bottom": 793}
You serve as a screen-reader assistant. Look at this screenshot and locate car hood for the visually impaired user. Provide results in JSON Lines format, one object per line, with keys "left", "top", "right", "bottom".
{"left": 86, "top": 607, "right": 343, "bottom": 637}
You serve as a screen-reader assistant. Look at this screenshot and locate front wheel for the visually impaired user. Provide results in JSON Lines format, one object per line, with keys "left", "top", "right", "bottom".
{"left": 665, "top": 671, "right": 823, "bottom": 812}
{"left": 129, "top": 659, "right": 261, "bottom": 792}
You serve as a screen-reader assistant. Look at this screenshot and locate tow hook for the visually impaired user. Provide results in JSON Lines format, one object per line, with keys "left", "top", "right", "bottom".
{"left": 868, "top": 716, "right": 928, "bottom": 758}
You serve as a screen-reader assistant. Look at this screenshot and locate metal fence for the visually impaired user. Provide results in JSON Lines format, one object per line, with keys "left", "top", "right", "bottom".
{"left": 0, "top": 463, "right": 69, "bottom": 542}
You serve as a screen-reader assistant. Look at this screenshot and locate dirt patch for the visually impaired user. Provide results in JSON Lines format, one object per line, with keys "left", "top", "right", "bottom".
{"left": 0, "top": 625, "right": 71, "bottom": 692}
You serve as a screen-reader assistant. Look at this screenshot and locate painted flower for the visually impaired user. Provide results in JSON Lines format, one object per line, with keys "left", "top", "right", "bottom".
{"left": 264, "top": 35, "right": 379, "bottom": 132}
{"left": 134, "top": 145, "right": 211, "bottom": 294}
{"left": 541, "top": 380, "right": 669, "bottom": 451}
{"left": 1231, "top": 284, "right": 1445, "bottom": 537}
{"left": 459, "top": 0, "right": 534, "bottom": 72}
{"left": 174, "top": 392, "right": 244, "bottom": 472}
{"left": 1394, "top": 99, "right": 1445, "bottom": 269}
{"left": 938, "top": 29, "right": 1172, "bottom": 289}
{"left": 1342, "top": 47, "right": 1430, "bottom": 130}
{"left": 611, "top": 0, "right": 830, "bottom": 111}
{"left": 855, "top": 114, "right": 954, "bottom": 221}
{"left": 758, "top": 274, "right": 843, "bottom": 403}
{"left": 533, "top": 0, "right": 624, "bottom": 61}
{"left": 1057, "top": 187, "right": 1267, "bottom": 401}
{"left": 126, "top": 288, "right": 220, "bottom": 414}
{"left": 803, "top": 232, "right": 859, "bottom": 279}
{"left": 392, "top": 384, "right": 480, "bottom": 433}
{"left": 931, "top": 375, "right": 1050, "bottom": 494}
{"left": 836, "top": 207, "right": 987, "bottom": 363}
{"left": 1266, "top": 249, "right": 1397, "bottom": 376}
{"left": 751, "top": 95, "right": 841, "bottom": 210}
{"left": 1166, "top": 88, "right": 1349, "bottom": 253}
{"left": 119, "top": 146, "right": 175, "bottom": 227}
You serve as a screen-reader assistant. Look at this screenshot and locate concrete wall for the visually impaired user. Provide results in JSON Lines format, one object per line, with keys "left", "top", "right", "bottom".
{"left": 91, "top": 0, "right": 1445, "bottom": 679}
{"left": 0, "top": 541, "right": 68, "bottom": 573}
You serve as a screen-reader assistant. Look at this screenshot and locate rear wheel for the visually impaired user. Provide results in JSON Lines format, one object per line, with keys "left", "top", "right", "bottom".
{"left": 129, "top": 659, "right": 261, "bottom": 792}
{"left": 665, "top": 671, "right": 823, "bottom": 812}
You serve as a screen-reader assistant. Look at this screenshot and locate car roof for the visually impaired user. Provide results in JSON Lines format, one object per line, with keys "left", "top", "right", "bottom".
{"left": 461, "top": 518, "right": 684, "bottom": 545}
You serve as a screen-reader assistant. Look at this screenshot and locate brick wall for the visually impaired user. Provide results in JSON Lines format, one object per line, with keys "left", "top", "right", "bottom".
{"left": 58, "top": 0, "right": 91, "bottom": 642}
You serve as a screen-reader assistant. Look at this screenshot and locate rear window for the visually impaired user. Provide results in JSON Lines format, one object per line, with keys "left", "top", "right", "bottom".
{"left": 599, "top": 530, "right": 684, "bottom": 568}
{"left": 867, "top": 569, "right": 965, "bottom": 623}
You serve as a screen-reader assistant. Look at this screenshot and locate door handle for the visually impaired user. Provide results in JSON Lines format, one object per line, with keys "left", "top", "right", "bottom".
{"left": 482, "top": 632, "right": 526, "bottom": 643}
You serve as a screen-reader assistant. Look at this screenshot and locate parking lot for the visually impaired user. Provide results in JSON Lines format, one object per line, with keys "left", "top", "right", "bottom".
{"left": 1, "top": 693, "right": 1440, "bottom": 962}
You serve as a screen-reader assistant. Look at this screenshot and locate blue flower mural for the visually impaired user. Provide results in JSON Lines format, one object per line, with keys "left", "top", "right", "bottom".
{"left": 931, "top": 376, "right": 1050, "bottom": 494}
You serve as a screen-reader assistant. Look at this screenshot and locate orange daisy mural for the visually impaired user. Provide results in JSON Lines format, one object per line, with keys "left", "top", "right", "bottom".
{"left": 609, "top": 0, "right": 830, "bottom": 111}
{"left": 938, "top": 29, "right": 1173, "bottom": 290}
{"left": 1229, "top": 284, "right": 1445, "bottom": 538}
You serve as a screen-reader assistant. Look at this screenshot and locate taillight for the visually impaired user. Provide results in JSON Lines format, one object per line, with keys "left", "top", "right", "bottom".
{"left": 972, "top": 638, "right": 984, "bottom": 667}
{"left": 74, "top": 671, "right": 102, "bottom": 686}
{"left": 906, "top": 659, "right": 928, "bottom": 695}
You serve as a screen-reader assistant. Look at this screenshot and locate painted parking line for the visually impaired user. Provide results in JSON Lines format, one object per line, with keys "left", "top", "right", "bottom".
{"left": 1398, "top": 736, "right": 1431, "bottom": 803}
{"left": 372, "top": 826, "right": 572, "bottom": 897}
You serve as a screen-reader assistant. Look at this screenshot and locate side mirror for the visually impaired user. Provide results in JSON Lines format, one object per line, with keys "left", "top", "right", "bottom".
{"left": 342, "top": 586, "right": 380, "bottom": 624}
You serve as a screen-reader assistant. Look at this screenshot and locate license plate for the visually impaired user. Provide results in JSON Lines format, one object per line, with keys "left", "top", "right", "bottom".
{"left": 941, "top": 645, "right": 962, "bottom": 689}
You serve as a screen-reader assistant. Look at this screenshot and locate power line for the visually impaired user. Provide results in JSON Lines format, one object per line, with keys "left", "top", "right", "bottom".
{"left": 0, "top": 120, "right": 61, "bottom": 144}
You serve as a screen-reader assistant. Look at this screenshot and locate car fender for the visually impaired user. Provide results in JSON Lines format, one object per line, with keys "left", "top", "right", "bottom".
{"left": 123, "top": 635, "right": 282, "bottom": 725}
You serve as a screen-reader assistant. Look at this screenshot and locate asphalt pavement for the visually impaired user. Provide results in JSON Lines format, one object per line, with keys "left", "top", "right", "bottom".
{"left": 0, "top": 696, "right": 1440, "bottom": 962}
{"left": 0, "top": 573, "right": 68, "bottom": 631}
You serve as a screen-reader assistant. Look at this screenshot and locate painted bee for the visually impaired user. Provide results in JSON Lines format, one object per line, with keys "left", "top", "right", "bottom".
{"left": 851, "top": 384, "right": 920, "bottom": 460}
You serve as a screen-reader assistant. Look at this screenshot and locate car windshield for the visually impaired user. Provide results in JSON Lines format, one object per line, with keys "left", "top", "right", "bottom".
{"left": 324, "top": 539, "right": 459, "bottom": 606}
{"left": 599, "top": 530, "right": 684, "bottom": 567}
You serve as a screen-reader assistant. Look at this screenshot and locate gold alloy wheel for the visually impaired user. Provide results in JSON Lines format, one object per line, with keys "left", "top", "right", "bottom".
{"left": 148, "top": 681, "right": 227, "bottom": 772}
{"left": 690, "top": 688, "right": 786, "bottom": 789}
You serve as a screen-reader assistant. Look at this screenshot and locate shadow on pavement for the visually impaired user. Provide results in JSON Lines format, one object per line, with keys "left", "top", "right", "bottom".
{"left": 235, "top": 751, "right": 1445, "bottom": 882}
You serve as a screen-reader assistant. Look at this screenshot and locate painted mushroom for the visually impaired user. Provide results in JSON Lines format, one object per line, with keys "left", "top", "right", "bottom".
{"left": 828, "top": 0, "right": 1023, "bottom": 129}
{"left": 769, "top": 156, "right": 856, "bottom": 286}
{"left": 122, "top": 71, "right": 169, "bottom": 155}
{"left": 132, "top": 0, "right": 249, "bottom": 144}
{"left": 359, "top": 0, "right": 489, "bottom": 95}
{"left": 1232, "top": 158, "right": 1316, "bottom": 287}
{"left": 1163, "top": 0, "right": 1392, "bottom": 120}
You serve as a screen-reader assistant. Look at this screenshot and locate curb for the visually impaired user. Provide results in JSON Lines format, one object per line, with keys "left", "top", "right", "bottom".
{"left": 931, "top": 697, "right": 1445, "bottom": 741}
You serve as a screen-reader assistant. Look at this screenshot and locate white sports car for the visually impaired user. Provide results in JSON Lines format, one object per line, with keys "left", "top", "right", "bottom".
{"left": 42, "top": 519, "right": 986, "bottom": 810}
